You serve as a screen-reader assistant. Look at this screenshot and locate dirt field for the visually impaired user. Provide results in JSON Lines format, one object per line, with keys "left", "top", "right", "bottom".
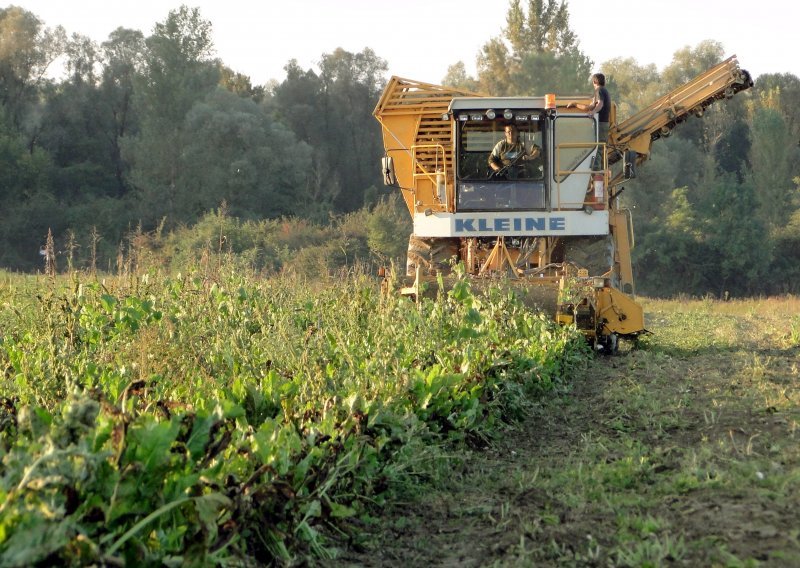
{"left": 336, "top": 298, "right": 800, "bottom": 567}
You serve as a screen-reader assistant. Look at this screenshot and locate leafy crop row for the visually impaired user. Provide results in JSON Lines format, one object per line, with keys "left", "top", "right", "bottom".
{"left": 0, "top": 269, "right": 588, "bottom": 565}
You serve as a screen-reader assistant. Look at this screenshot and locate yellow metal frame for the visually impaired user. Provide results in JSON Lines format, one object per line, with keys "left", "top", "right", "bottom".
{"left": 595, "top": 286, "right": 645, "bottom": 336}
{"left": 610, "top": 208, "right": 636, "bottom": 294}
{"left": 374, "top": 77, "right": 484, "bottom": 215}
{"left": 478, "top": 237, "right": 522, "bottom": 276}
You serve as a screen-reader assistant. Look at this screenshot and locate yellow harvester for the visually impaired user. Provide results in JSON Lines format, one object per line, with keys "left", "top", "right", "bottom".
{"left": 374, "top": 56, "right": 752, "bottom": 352}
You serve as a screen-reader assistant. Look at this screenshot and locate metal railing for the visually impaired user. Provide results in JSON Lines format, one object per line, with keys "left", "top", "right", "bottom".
{"left": 411, "top": 143, "right": 448, "bottom": 208}
{"left": 553, "top": 141, "right": 607, "bottom": 210}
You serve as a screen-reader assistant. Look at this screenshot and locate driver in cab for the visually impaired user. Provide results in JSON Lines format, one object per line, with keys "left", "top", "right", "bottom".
{"left": 488, "top": 124, "right": 541, "bottom": 178}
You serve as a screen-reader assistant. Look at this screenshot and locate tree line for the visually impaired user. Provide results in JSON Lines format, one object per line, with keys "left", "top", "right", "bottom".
{"left": 0, "top": 4, "right": 388, "bottom": 272}
{"left": 1, "top": 1, "right": 799, "bottom": 296}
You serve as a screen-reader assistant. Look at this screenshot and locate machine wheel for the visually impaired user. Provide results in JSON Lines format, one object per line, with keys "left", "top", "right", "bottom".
{"left": 595, "top": 333, "right": 618, "bottom": 355}
{"left": 406, "top": 235, "right": 460, "bottom": 277}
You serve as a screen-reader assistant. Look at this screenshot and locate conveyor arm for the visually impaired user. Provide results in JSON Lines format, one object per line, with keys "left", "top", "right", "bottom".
{"left": 607, "top": 55, "right": 752, "bottom": 179}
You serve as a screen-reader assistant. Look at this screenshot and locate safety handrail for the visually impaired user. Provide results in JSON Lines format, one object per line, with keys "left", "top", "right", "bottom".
{"left": 411, "top": 143, "right": 448, "bottom": 207}
{"left": 553, "top": 141, "right": 607, "bottom": 210}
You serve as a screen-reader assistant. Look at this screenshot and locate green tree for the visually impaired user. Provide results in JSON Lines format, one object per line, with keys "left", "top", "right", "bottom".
{"left": 180, "top": 88, "right": 312, "bottom": 219}
{"left": 219, "top": 65, "right": 265, "bottom": 101}
{"left": 661, "top": 41, "right": 728, "bottom": 148}
{"left": 714, "top": 118, "right": 750, "bottom": 182}
{"left": 747, "top": 87, "right": 800, "bottom": 231}
{"left": 514, "top": 49, "right": 592, "bottom": 95}
{"left": 505, "top": 0, "right": 578, "bottom": 55}
{"left": 270, "top": 60, "right": 323, "bottom": 151}
{"left": 661, "top": 41, "right": 725, "bottom": 91}
{"left": 706, "top": 174, "right": 770, "bottom": 295}
{"left": 622, "top": 137, "right": 681, "bottom": 222}
{"left": 0, "top": 7, "right": 66, "bottom": 269}
{"left": 0, "top": 110, "right": 56, "bottom": 268}
{"left": 634, "top": 187, "right": 713, "bottom": 296}
{"left": 476, "top": 0, "right": 590, "bottom": 95}
{"left": 317, "top": 47, "right": 387, "bottom": 212}
{"left": 442, "top": 62, "right": 480, "bottom": 92}
{"left": 100, "top": 27, "right": 146, "bottom": 197}
{"left": 63, "top": 33, "right": 100, "bottom": 84}
{"left": 599, "top": 57, "right": 660, "bottom": 121}
{"left": 271, "top": 48, "right": 388, "bottom": 216}
{"left": 754, "top": 73, "right": 800, "bottom": 148}
{"left": 36, "top": 33, "right": 126, "bottom": 207}
{"left": 126, "top": 5, "right": 220, "bottom": 225}
{"left": 365, "top": 194, "right": 412, "bottom": 263}
{"left": 771, "top": 179, "right": 800, "bottom": 293}
{"left": 747, "top": 108, "right": 795, "bottom": 230}
{"left": 475, "top": 37, "right": 513, "bottom": 95}
{"left": 635, "top": 43, "right": 749, "bottom": 236}
{"left": 37, "top": 79, "right": 119, "bottom": 203}
{"left": 0, "top": 6, "right": 66, "bottom": 128}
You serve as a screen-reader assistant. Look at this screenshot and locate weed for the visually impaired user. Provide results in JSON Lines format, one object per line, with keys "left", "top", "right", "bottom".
{"left": 614, "top": 533, "right": 687, "bottom": 566}
{"left": 789, "top": 316, "right": 800, "bottom": 347}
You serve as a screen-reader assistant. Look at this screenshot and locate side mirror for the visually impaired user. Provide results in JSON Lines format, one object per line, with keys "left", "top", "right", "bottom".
{"left": 382, "top": 156, "right": 397, "bottom": 186}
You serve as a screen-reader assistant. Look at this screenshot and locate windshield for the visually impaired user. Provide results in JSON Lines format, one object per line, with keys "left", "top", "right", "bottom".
{"left": 455, "top": 115, "right": 547, "bottom": 211}
{"left": 457, "top": 117, "right": 544, "bottom": 181}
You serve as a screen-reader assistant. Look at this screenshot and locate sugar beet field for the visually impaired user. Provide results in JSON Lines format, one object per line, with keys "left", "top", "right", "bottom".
{"left": 0, "top": 269, "right": 798, "bottom": 567}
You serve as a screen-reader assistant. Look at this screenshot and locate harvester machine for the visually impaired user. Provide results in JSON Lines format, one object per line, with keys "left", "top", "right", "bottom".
{"left": 374, "top": 56, "right": 752, "bottom": 352}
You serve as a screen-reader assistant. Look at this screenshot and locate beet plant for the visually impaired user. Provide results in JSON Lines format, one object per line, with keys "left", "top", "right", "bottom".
{"left": 0, "top": 269, "right": 588, "bottom": 564}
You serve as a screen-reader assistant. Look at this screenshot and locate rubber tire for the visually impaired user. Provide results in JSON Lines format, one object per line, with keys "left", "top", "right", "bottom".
{"left": 406, "top": 235, "right": 460, "bottom": 277}
{"left": 596, "top": 333, "right": 619, "bottom": 355}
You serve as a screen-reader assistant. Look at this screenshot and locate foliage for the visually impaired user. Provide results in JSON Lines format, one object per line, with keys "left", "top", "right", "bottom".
{"left": 749, "top": 106, "right": 796, "bottom": 229}
{"left": 0, "top": 6, "right": 67, "bottom": 127}
{"left": 633, "top": 187, "right": 714, "bottom": 297}
{"left": 771, "top": 207, "right": 800, "bottom": 294}
{"left": 137, "top": 195, "right": 410, "bottom": 278}
{"left": 706, "top": 175, "right": 770, "bottom": 295}
{"left": 475, "top": 0, "right": 591, "bottom": 95}
{"left": 634, "top": 170, "right": 775, "bottom": 297}
{"left": 442, "top": 62, "right": 480, "bottom": 92}
{"left": 179, "top": 88, "right": 313, "bottom": 220}
{"left": 0, "top": 267, "right": 587, "bottom": 565}
{"left": 600, "top": 57, "right": 661, "bottom": 120}
{"left": 125, "top": 6, "right": 222, "bottom": 226}
{"left": 270, "top": 47, "right": 388, "bottom": 214}
{"left": 660, "top": 40, "right": 727, "bottom": 91}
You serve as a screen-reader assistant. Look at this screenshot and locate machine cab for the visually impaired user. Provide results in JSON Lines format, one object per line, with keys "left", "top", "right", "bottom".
{"left": 452, "top": 99, "right": 548, "bottom": 212}
{"left": 450, "top": 97, "right": 600, "bottom": 213}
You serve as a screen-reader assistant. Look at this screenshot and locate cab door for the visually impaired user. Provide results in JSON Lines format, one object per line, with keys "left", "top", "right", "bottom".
{"left": 550, "top": 114, "right": 597, "bottom": 210}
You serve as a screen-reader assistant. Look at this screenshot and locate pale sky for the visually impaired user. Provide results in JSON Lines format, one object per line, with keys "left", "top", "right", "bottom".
{"left": 14, "top": 0, "right": 799, "bottom": 86}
